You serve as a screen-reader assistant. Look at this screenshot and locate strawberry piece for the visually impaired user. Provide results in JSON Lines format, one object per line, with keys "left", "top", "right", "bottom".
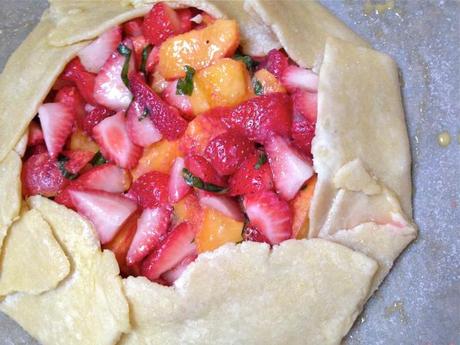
{"left": 94, "top": 43, "right": 135, "bottom": 111}
{"left": 61, "top": 150, "right": 94, "bottom": 174}
{"left": 27, "top": 143, "right": 47, "bottom": 156}
{"left": 141, "top": 222, "right": 196, "bottom": 281}
{"left": 143, "top": 3, "right": 182, "bottom": 45}
{"left": 78, "top": 26, "right": 122, "bottom": 73}
{"left": 281, "top": 65, "right": 318, "bottom": 93}
{"left": 126, "top": 100, "right": 163, "bottom": 147}
{"left": 123, "top": 18, "right": 144, "bottom": 37}
{"left": 265, "top": 136, "right": 314, "bottom": 200}
{"left": 162, "top": 80, "right": 193, "bottom": 116}
{"left": 62, "top": 58, "right": 97, "bottom": 105}
{"left": 55, "top": 86, "right": 85, "bottom": 128}
{"left": 204, "top": 132, "right": 255, "bottom": 176}
{"left": 146, "top": 47, "right": 160, "bottom": 74}
{"left": 129, "top": 72, "right": 187, "bottom": 140}
{"left": 243, "top": 191, "right": 292, "bottom": 244}
{"left": 258, "top": 49, "right": 289, "bottom": 79}
{"left": 161, "top": 252, "right": 197, "bottom": 285}
{"left": 126, "top": 207, "right": 171, "bottom": 266}
{"left": 292, "top": 89, "right": 317, "bottom": 123}
{"left": 242, "top": 225, "right": 270, "bottom": 244}
{"left": 228, "top": 154, "right": 274, "bottom": 196}
{"left": 69, "top": 189, "right": 138, "bottom": 244}
{"left": 27, "top": 122, "right": 44, "bottom": 146}
{"left": 197, "top": 192, "right": 244, "bottom": 221}
{"left": 82, "top": 105, "right": 114, "bottom": 136}
{"left": 169, "top": 157, "right": 191, "bottom": 204}
{"left": 131, "top": 35, "right": 149, "bottom": 69}
{"left": 291, "top": 113, "right": 315, "bottom": 156}
{"left": 126, "top": 171, "right": 170, "bottom": 209}
{"left": 22, "top": 153, "right": 67, "bottom": 197}
{"left": 78, "top": 163, "right": 131, "bottom": 193}
{"left": 177, "top": 8, "right": 193, "bottom": 33}
{"left": 184, "top": 155, "right": 226, "bottom": 186}
{"left": 38, "top": 102, "right": 75, "bottom": 158}
{"left": 220, "top": 93, "right": 292, "bottom": 143}
{"left": 93, "top": 111, "right": 142, "bottom": 169}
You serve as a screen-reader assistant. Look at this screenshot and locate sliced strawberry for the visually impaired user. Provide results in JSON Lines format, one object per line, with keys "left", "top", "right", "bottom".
{"left": 26, "top": 143, "right": 47, "bottom": 156}
{"left": 281, "top": 65, "right": 318, "bottom": 93}
{"left": 126, "top": 171, "right": 170, "bottom": 209}
{"left": 62, "top": 58, "right": 97, "bottom": 105}
{"left": 242, "top": 225, "right": 270, "bottom": 244}
{"left": 82, "top": 105, "right": 115, "bottom": 136}
{"left": 27, "top": 121, "right": 44, "bottom": 146}
{"left": 161, "top": 252, "right": 197, "bottom": 285}
{"left": 204, "top": 132, "right": 255, "bottom": 176}
{"left": 291, "top": 113, "right": 315, "bottom": 156}
{"left": 141, "top": 222, "right": 196, "bottom": 281}
{"left": 292, "top": 89, "right": 317, "bottom": 123}
{"left": 265, "top": 136, "right": 314, "bottom": 200}
{"left": 61, "top": 150, "right": 94, "bottom": 174}
{"left": 69, "top": 189, "right": 138, "bottom": 244}
{"left": 129, "top": 72, "right": 187, "bottom": 140}
{"left": 22, "top": 153, "right": 67, "bottom": 197}
{"left": 169, "top": 157, "right": 191, "bottom": 204}
{"left": 146, "top": 46, "right": 160, "bottom": 74}
{"left": 220, "top": 93, "right": 292, "bottom": 143}
{"left": 55, "top": 86, "right": 85, "bottom": 128}
{"left": 78, "top": 26, "right": 122, "bottom": 73}
{"left": 197, "top": 192, "right": 244, "bottom": 221}
{"left": 258, "top": 49, "right": 289, "bottom": 79}
{"left": 92, "top": 111, "right": 142, "bottom": 169}
{"left": 143, "top": 3, "right": 182, "bottom": 46}
{"left": 177, "top": 8, "right": 193, "bottom": 33}
{"left": 123, "top": 18, "right": 144, "bottom": 37}
{"left": 126, "top": 100, "right": 163, "bottom": 147}
{"left": 131, "top": 35, "right": 149, "bottom": 69}
{"left": 126, "top": 207, "right": 171, "bottom": 266}
{"left": 38, "top": 102, "right": 75, "bottom": 158}
{"left": 78, "top": 163, "right": 131, "bottom": 193}
{"left": 243, "top": 191, "right": 292, "bottom": 244}
{"left": 162, "top": 80, "right": 192, "bottom": 116}
{"left": 228, "top": 153, "right": 274, "bottom": 196}
{"left": 184, "top": 155, "right": 226, "bottom": 186}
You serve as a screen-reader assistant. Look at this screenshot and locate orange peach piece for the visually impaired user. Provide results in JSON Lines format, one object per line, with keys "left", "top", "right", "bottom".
{"left": 173, "top": 192, "right": 203, "bottom": 230}
{"left": 131, "top": 139, "right": 181, "bottom": 180}
{"left": 290, "top": 175, "right": 317, "bottom": 239}
{"left": 189, "top": 80, "right": 210, "bottom": 115}
{"left": 195, "top": 207, "right": 244, "bottom": 253}
{"left": 68, "top": 129, "right": 100, "bottom": 154}
{"left": 254, "top": 69, "right": 286, "bottom": 94}
{"left": 158, "top": 19, "right": 240, "bottom": 79}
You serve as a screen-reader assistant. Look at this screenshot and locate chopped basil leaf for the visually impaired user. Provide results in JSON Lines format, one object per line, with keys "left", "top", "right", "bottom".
{"left": 233, "top": 53, "right": 258, "bottom": 72}
{"left": 90, "top": 151, "right": 107, "bottom": 166}
{"left": 254, "top": 152, "right": 268, "bottom": 170}
{"left": 182, "top": 168, "right": 228, "bottom": 194}
{"left": 57, "top": 155, "right": 79, "bottom": 180}
{"left": 176, "top": 65, "right": 195, "bottom": 96}
{"left": 253, "top": 80, "right": 264, "bottom": 96}
{"left": 118, "top": 43, "right": 132, "bottom": 88}
{"left": 138, "top": 107, "right": 149, "bottom": 121}
{"left": 140, "top": 44, "right": 153, "bottom": 75}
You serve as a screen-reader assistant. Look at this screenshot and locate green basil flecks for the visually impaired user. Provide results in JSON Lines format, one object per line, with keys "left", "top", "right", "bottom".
{"left": 57, "top": 155, "right": 79, "bottom": 180}
{"left": 233, "top": 53, "right": 258, "bottom": 72}
{"left": 118, "top": 43, "right": 132, "bottom": 88}
{"left": 140, "top": 44, "right": 153, "bottom": 75}
{"left": 254, "top": 152, "right": 268, "bottom": 170}
{"left": 138, "top": 107, "right": 149, "bottom": 121}
{"left": 176, "top": 65, "right": 195, "bottom": 96}
{"left": 253, "top": 80, "right": 264, "bottom": 96}
{"left": 182, "top": 168, "right": 228, "bottom": 194}
{"left": 90, "top": 151, "right": 107, "bottom": 166}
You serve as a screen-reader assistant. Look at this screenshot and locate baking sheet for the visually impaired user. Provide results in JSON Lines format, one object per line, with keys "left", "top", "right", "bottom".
{"left": 0, "top": 0, "right": 458, "bottom": 344}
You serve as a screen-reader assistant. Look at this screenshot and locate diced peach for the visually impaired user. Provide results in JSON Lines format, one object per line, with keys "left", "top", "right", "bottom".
{"left": 290, "top": 175, "right": 317, "bottom": 239}
{"left": 68, "top": 129, "right": 99, "bottom": 154}
{"left": 254, "top": 69, "right": 287, "bottom": 94}
{"left": 189, "top": 80, "right": 210, "bottom": 115}
{"left": 173, "top": 192, "right": 203, "bottom": 230}
{"left": 195, "top": 207, "right": 243, "bottom": 253}
{"left": 179, "top": 115, "right": 226, "bottom": 156}
{"left": 194, "top": 58, "right": 251, "bottom": 109}
{"left": 151, "top": 70, "right": 168, "bottom": 94}
{"left": 158, "top": 19, "right": 240, "bottom": 79}
{"left": 131, "top": 139, "right": 181, "bottom": 180}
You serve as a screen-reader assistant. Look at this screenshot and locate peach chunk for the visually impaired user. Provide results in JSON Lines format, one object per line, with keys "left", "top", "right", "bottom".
{"left": 158, "top": 20, "right": 240, "bottom": 79}
{"left": 68, "top": 129, "right": 100, "bottom": 154}
{"left": 254, "top": 69, "right": 287, "bottom": 94}
{"left": 290, "top": 175, "right": 317, "bottom": 239}
{"left": 173, "top": 192, "right": 203, "bottom": 230}
{"left": 195, "top": 207, "right": 244, "bottom": 253}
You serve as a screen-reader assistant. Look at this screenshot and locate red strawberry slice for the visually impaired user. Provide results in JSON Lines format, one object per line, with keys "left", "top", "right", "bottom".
{"left": 131, "top": 35, "right": 149, "bottom": 69}
{"left": 129, "top": 72, "right": 187, "bottom": 140}
{"left": 169, "top": 157, "right": 191, "bottom": 204}
{"left": 78, "top": 26, "right": 122, "bottom": 73}
{"left": 27, "top": 121, "right": 44, "bottom": 146}
{"left": 82, "top": 105, "right": 115, "bottom": 136}
{"left": 126, "top": 207, "right": 171, "bottom": 266}
{"left": 243, "top": 191, "right": 292, "bottom": 244}
{"left": 161, "top": 252, "right": 197, "bottom": 285}
{"left": 78, "top": 163, "right": 131, "bottom": 193}
{"left": 126, "top": 100, "right": 163, "bottom": 147}
{"left": 61, "top": 150, "right": 94, "bottom": 174}
{"left": 228, "top": 153, "right": 274, "bottom": 196}
{"left": 204, "top": 131, "right": 255, "bottom": 176}
{"left": 62, "top": 58, "right": 97, "bottom": 105}
{"left": 184, "top": 155, "right": 226, "bottom": 186}
{"left": 55, "top": 86, "right": 85, "bottom": 128}
{"left": 141, "top": 222, "right": 196, "bottom": 281}
{"left": 220, "top": 93, "right": 292, "bottom": 143}
{"left": 146, "top": 46, "right": 160, "bottom": 74}
{"left": 69, "top": 189, "right": 138, "bottom": 244}
{"left": 177, "top": 8, "right": 193, "bottom": 33}
{"left": 162, "top": 80, "right": 193, "bottom": 117}
{"left": 242, "top": 225, "right": 270, "bottom": 244}
{"left": 38, "top": 102, "right": 75, "bottom": 158}
{"left": 22, "top": 153, "right": 67, "bottom": 197}
{"left": 126, "top": 171, "right": 170, "bottom": 209}
{"left": 197, "top": 192, "right": 244, "bottom": 221}
{"left": 93, "top": 111, "right": 142, "bottom": 169}
{"left": 94, "top": 42, "right": 135, "bottom": 111}
{"left": 265, "top": 136, "right": 314, "bottom": 200}
{"left": 123, "top": 18, "right": 144, "bottom": 37}
{"left": 258, "top": 49, "right": 289, "bottom": 79}
{"left": 291, "top": 113, "right": 315, "bottom": 156}
{"left": 27, "top": 143, "right": 47, "bottom": 156}
{"left": 281, "top": 65, "right": 318, "bottom": 93}
{"left": 292, "top": 89, "right": 317, "bottom": 124}
{"left": 143, "top": 3, "right": 182, "bottom": 46}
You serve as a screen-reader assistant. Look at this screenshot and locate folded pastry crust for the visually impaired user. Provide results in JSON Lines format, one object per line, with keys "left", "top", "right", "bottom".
{"left": 0, "top": 1, "right": 417, "bottom": 345}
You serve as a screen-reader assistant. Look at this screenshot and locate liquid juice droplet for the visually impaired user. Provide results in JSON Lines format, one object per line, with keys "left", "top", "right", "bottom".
{"left": 437, "top": 131, "right": 451, "bottom": 147}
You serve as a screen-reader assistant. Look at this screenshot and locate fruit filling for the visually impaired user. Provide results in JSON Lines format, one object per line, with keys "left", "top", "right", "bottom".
{"left": 21, "top": 2, "right": 318, "bottom": 285}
